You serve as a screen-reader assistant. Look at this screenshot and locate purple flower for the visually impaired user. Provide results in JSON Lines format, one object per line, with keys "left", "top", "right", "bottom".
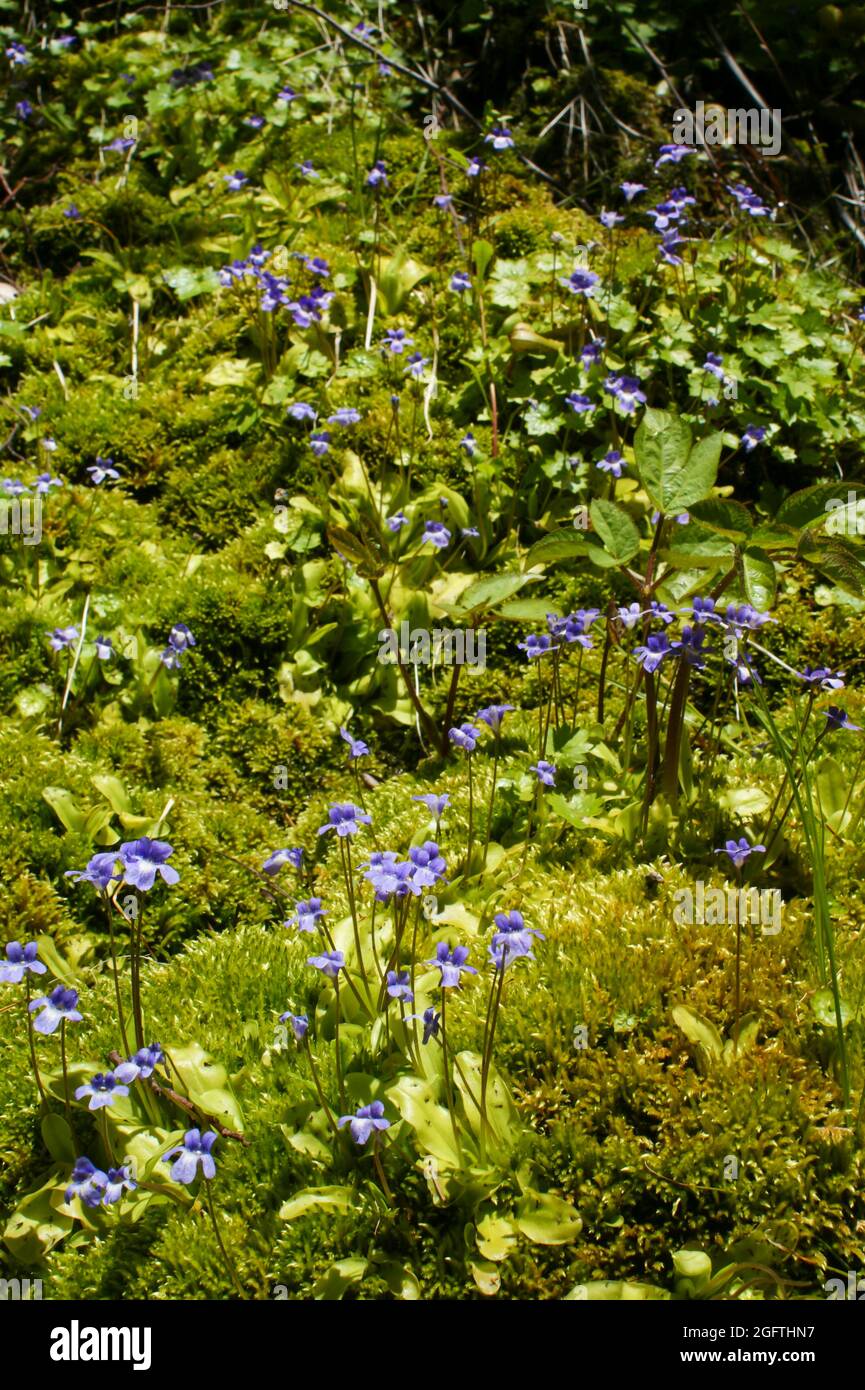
{"left": 466, "top": 156, "right": 487, "bottom": 177}
{"left": 599, "top": 210, "right": 623, "bottom": 229}
{"left": 328, "top": 408, "right": 361, "bottom": 426}
{"left": 289, "top": 898, "right": 326, "bottom": 934}
{"left": 16, "top": 99, "right": 33, "bottom": 121}
{"left": 560, "top": 268, "right": 599, "bottom": 296}
{"left": 655, "top": 143, "right": 696, "bottom": 168}
{"left": 92, "top": 635, "right": 113, "bottom": 661}
{"left": 530, "top": 761, "right": 556, "bottom": 787}
{"left": 413, "top": 793, "right": 450, "bottom": 819}
{"left": 245, "top": 114, "right": 265, "bottom": 129}
{"left": 450, "top": 270, "right": 471, "bottom": 292}
{"left": 489, "top": 910, "right": 544, "bottom": 969}
{"left": 318, "top": 803, "right": 372, "bottom": 838}
{"left": 224, "top": 171, "right": 248, "bottom": 190}
{"left": 648, "top": 202, "right": 682, "bottom": 232}
{"left": 740, "top": 424, "right": 766, "bottom": 452}
{"left": 383, "top": 328, "right": 413, "bottom": 355}
{"left": 518, "top": 632, "right": 557, "bottom": 660}
{"left": 387, "top": 510, "right": 408, "bottom": 532}
{"left": 287, "top": 401, "right": 317, "bottom": 422}
{"left": 65, "top": 1158, "right": 108, "bottom": 1208}
{"left": 48, "top": 627, "right": 79, "bottom": 652}
{"left": 6, "top": 42, "right": 29, "bottom": 65}
{"left": 597, "top": 448, "right": 624, "bottom": 476}
{"left": 633, "top": 632, "right": 672, "bottom": 673}
{"left": 715, "top": 838, "right": 766, "bottom": 869}
{"left": 408, "top": 841, "right": 447, "bottom": 891}
{"left": 338, "top": 1100, "right": 390, "bottom": 1145}
{"left": 605, "top": 374, "right": 647, "bottom": 415}
{"left": 2, "top": 478, "right": 29, "bottom": 497}
{"left": 386, "top": 969, "right": 414, "bottom": 1002}
{"left": 279, "top": 1011, "right": 309, "bottom": 1042}
{"left": 671, "top": 623, "right": 709, "bottom": 670}
{"left": 262, "top": 847, "right": 304, "bottom": 875}
{"left": 580, "top": 338, "right": 605, "bottom": 368}
{"left": 692, "top": 596, "right": 719, "bottom": 625}
{"left": 119, "top": 838, "right": 180, "bottom": 891}
{"left": 277, "top": 86, "right": 296, "bottom": 103}
{"left": 103, "top": 1164, "right": 137, "bottom": 1204}
{"left": 423, "top": 520, "right": 451, "bottom": 550}
{"left": 658, "top": 229, "right": 684, "bottom": 266}
{"left": 64, "top": 852, "right": 120, "bottom": 892}
{"left": 361, "top": 851, "right": 412, "bottom": 902}
{"left": 163, "top": 1128, "right": 218, "bottom": 1184}
{"left": 449, "top": 722, "right": 479, "bottom": 752}
{"left": 565, "top": 392, "right": 593, "bottom": 414}
{"left": 309, "top": 431, "right": 331, "bottom": 456}
{"left": 409, "top": 1006, "right": 441, "bottom": 1044}
{"left": 114, "top": 1043, "right": 164, "bottom": 1084}
{"left": 28, "top": 985, "right": 82, "bottom": 1035}
{"left": 460, "top": 431, "right": 476, "bottom": 455}
{"left": 476, "top": 704, "right": 514, "bottom": 733}
{"left": 296, "top": 160, "right": 318, "bottom": 179}
{"left": 825, "top": 706, "right": 861, "bottom": 731}
{"left": 798, "top": 666, "right": 845, "bottom": 691}
{"left": 340, "top": 726, "right": 370, "bottom": 759}
{"left": 75, "top": 1072, "right": 129, "bottom": 1112}
{"left": 434, "top": 194, "right": 453, "bottom": 210}
{"left": 728, "top": 183, "right": 770, "bottom": 217}
{"left": 620, "top": 181, "right": 647, "bottom": 202}
{"left": 703, "top": 352, "right": 725, "bottom": 380}
{"left": 404, "top": 352, "right": 429, "bottom": 379}
{"left": 87, "top": 457, "right": 119, "bottom": 485}
{"left": 308, "top": 950, "right": 345, "bottom": 978}
{"left": 0, "top": 941, "right": 47, "bottom": 984}
{"left": 484, "top": 126, "right": 514, "bottom": 151}
{"left": 426, "top": 940, "right": 478, "bottom": 989}
{"left": 304, "top": 257, "right": 330, "bottom": 278}
{"left": 617, "top": 602, "right": 643, "bottom": 630}
{"left": 366, "top": 160, "right": 388, "bottom": 188}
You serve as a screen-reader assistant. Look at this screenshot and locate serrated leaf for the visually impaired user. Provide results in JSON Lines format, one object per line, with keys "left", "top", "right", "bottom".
{"left": 590, "top": 498, "right": 640, "bottom": 564}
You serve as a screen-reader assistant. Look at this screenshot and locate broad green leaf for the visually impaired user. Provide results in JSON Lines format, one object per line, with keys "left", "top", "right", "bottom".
{"left": 42, "top": 786, "right": 87, "bottom": 834}
{"left": 775, "top": 482, "right": 864, "bottom": 531}
{"left": 459, "top": 573, "right": 531, "bottom": 613}
{"left": 278, "top": 1186, "right": 355, "bottom": 1221}
{"left": 41, "top": 1114, "right": 77, "bottom": 1166}
{"left": 4, "top": 1181, "right": 74, "bottom": 1263}
{"left": 162, "top": 265, "right": 220, "bottom": 301}
{"left": 741, "top": 547, "right": 777, "bottom": 610}
{"left": 722, "top": 1016, "right": 760, "bottom": 1064}
{"left": 525, "top": 530, "right": 591, "bottom": 568}
{"left": 167, "top": 1042, "right": 244, "bottom": 1131}
{"left": 515, "top": 1190, "right": 582, "bottom": 1245}
{"left": 312, "top": 1258, "right": 368, "bottom": 1299}
{"left": 453, "top": 1050, "right": 518, "bottom": 1152}
{"left": 590, "top": 499, "right": 640, "bottom": 565}
{"left": 565, "top": 1280, "right": 670, "bottom": 1301}
{"left": 671, "top": 1004, "right": 723, "bottom": 1059}
{"left": 469, "top": 1259, "right": 501, "bottom": 1295}
{"left": 688, "top": 498, "right": 753, "bottom": 541}
{"left": 387, "top": 1075, "right": 462, "bottom": 1167}
{"left": 476, "top": 1213, "right": 518, "bottom": 1262}
{"left": 91, "top": 774, "right": 135, "bottom": 816}
{"left": 472, "top": 239, "right": 494, "bottom": 282}
{"left": 811, "top": 990, "right": 852, "bottom": 1030}
{"left": 377, "top": 251, "right": 430, "bottom": 315}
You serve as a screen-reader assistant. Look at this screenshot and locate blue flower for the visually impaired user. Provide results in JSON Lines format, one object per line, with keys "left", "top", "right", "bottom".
{"left": 317, "top": 803, "right": 372, "bottom": 837}
{"left": 366, "top": 160, "right": 388, "bottom": 187}
{"left": 450, "top": 270, "right": 471, "bottom": 292}
{"left": 655, "top": 143, "right": 696, "bottom": 168}
{"left": 287, "top": 401, "right": 317, "bottom": 422}
{"left": 310, "top": 431, "right": 331, "bottom": 456}
{"left": 728, "top": 183, "right": 770, "bottom": 217}
{"left": 632, "top": 633, "right": 672, "bottom": 673}
{"left": 692, "top": 596, "right": 719, "bottom": 625}
{"left": 825, "top": 707, "right": 861, "bottom": 731}
{"left": 386, "top": 969, "right": 414, "bottom": 1002}
{"left": 383, "top": 328, "right": 413, "bottom": 355}
{"left": 279, "top": 1011, "right": 309, "bottom": 1042}
{"left": 28, "top": 986, "right": 82, "bottom": 1035}
{"left": 103, "top": 1164, "right": 137, "bottom": 1204}
{"left": 48, "top": 627, "right": 79, "bottom": 651}
{"left": 338, "top": 1100, "right": 390, "bottom": 1145}
{"left": 297, "top": 160, "right": 318, "bottom": 179}
{"left": 361, "top": 851, "right": 413, "bottom": 902}
{"left": 565, "top": 392, "right": 594, "bottom": 414}
{"left": 289, "top": 898, "right": 327, "bottom": 933}
{"left": 262, "top": 847, "right": 304, "bottom": 875}
{"left": 489, "top": 910, "right": 545, "bottom": 969}
{"left": 620, "top": 181, "right": 647, "bottom": 201}
{"left": 659, "top": 229, "right": 684, "bottom": 266}
{"left": 413, "top": 793, "right": 450, "bottom": 819}
{"left": 408, "top": 841, "right": 447, "bottom": 891}
{"left": 466, "top": 156, "right": 487, "bottom": 177}
{"left": 328, "top": 407, "right": 361, "bottom": 426}
{"left": 518, "top": 632, "right": 558, "bottom": 660}
{"left": 798, "top": 666, "right": 844, "bottom": 690}
{"left": 74, "top": 1072, "right": 130, "bottom": 1111}
{"left": 119, "top": 838, "right": 179, "bottom": 891}
{"left": 530, "top": 761, "right": 556, "bottom": 786}
{"left": 715, "top": 838, "right": 766, "bottom": 869}
{"left": 16, "top": 99, "right": 33, "bottom": 121}
{"left": 340, "top": 726, "right": 370, "bottom": 759}
{"left": 423, "top": 520, "right": 451, "bottom": 550}
{"left": 225, "top": 171, "right": 249, "bottom": 190}
{"left": 448, "top": 722, "right": 479, "bottom": 752}
{"left": 426, "top": 941, "right": 477, "bottom": 989}
{"left": 163, "top": 1129, "right": 218, "bottom": 1184}
{"left": 560, "top": 268, "right": 599, "bottom": 296}
{"left": 740, "top": 424, "right": 766, "bottom": 452}
{"left": 276, "top": 86, "right": 296, "bottom": 103}
{"left": 387, "top": 510, "right": 408, "bottom": 532}
{"left": 308, "top": 950, "right": 345, "bottom": 979}
{"left": 477, "top": 704, "right": 514, "bottom": 733}
{"left": 703, "top": 352, "right": 725, "bottom": 380}
{"left": 433, "top": 194, "right": 453, "bottom": 209}
{"left": 484, "top": 126, "right": 514, "bottom": 150}
{"left": 114, "top": 1043, "right": 164, "bottom": 1084}
{"left": 597, "top": 449, "right": 624, "bottom": 476}
{"left": 599, "top": 210, "right": 623, "bottom": 229}
{"left": 65, "top": 852, "right": 120, "bottom": 891}
{"left": 605, "top": 374, "right": 646, "bottom": 414}
{"left": 0, "top": 941, "right": 47, "bottom": 984}
{"left": 404, "top": 352, "right": 429, "bottom": 379}
{"left": 6, "top": 42, "right": 29, "bottom": 65}
{"left": 617, "top": 602, "right": 643, "bottom": 630}
{"left": 580, "top": 338, "right": 605, "bottom": 368}
{"left": 65, "top": 1157, "right": 108, "bottom": 1208}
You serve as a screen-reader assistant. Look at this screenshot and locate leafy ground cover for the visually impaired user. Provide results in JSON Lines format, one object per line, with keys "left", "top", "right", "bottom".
{"left": 1, "top": 1, "right": 864, "bottom": 1302}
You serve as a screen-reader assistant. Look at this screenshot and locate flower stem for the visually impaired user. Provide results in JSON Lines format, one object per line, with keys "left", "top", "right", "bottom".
{"left": 303, "top": 1035, "right": 339, "bottom": 1137}
{"left": 203, "top": 1180, "right": 244, "bottom": 1298}
{"left": 25, "top": 978, "right": 48, "bottom": 1110}
{"left": 60, "top": 1018, "right": 72, "bottom": 1125}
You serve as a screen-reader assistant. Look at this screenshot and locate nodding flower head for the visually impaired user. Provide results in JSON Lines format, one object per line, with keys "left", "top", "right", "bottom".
{"left": 0, "top": 941, "right": 47, "bottom": 984}
{"left": 825, "top": 706, "right": 861, "bottom": 732}
{"left": 307, "top": 950, "right": 345, "bottom": 979}
{"left": 28, "top": 985, "right": 82, "bottom": 1034}
{"left": 339, "top": 727, "right": 370, "bottom": 759}
{"left": 338, "top": 1100, "right": 390, "bottom": 1145}
{"left": 529, "top": 761, "right": 557, "bottom": 787}
{"left": 448, "top": 722, "right": 479, "bottom": 752}
{"left": 476, "top": 704, "right": 514, "bottom": 734}
{"left": 262, "top": 847, "right": 304, "bottom": 876}
{"left": 279, "top": 1011, "right": 309, "bottom": 1043}
{"left": 408, "top": 841, "right": 447, "bottom": 891}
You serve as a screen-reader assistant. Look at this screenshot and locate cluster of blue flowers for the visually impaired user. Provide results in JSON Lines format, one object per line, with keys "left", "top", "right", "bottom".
{"left": 219, "top": 243, "right": 334, "bottom": 323}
